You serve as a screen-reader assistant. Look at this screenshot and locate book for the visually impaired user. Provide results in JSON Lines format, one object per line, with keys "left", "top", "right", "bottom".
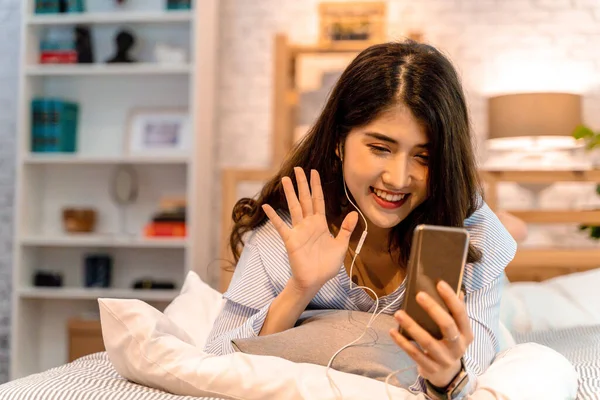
{"left": 30, "top": 98, "right": 79, "bottom": 153}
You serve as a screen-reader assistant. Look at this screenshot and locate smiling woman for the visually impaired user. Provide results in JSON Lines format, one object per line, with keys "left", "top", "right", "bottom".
{"left": 207, "top": 39, "right": 516, "bottom": 399}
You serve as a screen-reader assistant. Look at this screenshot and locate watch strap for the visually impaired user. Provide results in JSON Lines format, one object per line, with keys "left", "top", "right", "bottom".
{"left": 424, "top": 358, "right": 470, "bottom": 399}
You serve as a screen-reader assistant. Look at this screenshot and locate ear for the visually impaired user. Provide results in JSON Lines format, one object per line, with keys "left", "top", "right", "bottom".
{"left": 336, "top": 143, "right": 343, "bottom": 162}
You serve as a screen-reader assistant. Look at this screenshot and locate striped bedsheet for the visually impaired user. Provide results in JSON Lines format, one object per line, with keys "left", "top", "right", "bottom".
{"left": 1, "top": 326, "right": 599, "bottom": 400}
{"left": 0, "top": 352, "right": 224, "bottom": 400}
{"left": 513, "top": 325, "right": 600, "bottom": 400}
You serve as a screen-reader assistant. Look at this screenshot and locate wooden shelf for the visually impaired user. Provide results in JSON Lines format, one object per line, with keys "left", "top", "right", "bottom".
{"left": 18, "top": 287, "right": 178, "bottom": 301}
{"left": 26, "top": 63, "right": 193, "bottom": 77}
{"left": 289, "top": 43, "right": 368, "bottom": 55}
{"left": 481, "top": 169, "right": 600, "bottom": 183}
{"left": 508, "top": 248, "right": 600, "bottom": 269}
{"left": 20, "top": 235, "right": 187, "bottom": 248}
{"left": 27, "top": 10, "right": 192, "bottom": 25}
{"left": 507, "top": 210, "right": 600, "bottom": 224}
{"left": 23, "top": 154, "right": 189, "bottom": 165}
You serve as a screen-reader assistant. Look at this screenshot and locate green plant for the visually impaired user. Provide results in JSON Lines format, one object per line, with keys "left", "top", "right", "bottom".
{"left": 573, "top": 125, "right": 600, "bottom": 240}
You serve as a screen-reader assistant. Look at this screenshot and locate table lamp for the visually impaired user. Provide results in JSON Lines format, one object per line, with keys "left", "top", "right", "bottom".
{"left": 485, "top": 92, "right": 585, "bottom": 169}
{"left": 485, "top": 92, "right": 589, "bottom": 210}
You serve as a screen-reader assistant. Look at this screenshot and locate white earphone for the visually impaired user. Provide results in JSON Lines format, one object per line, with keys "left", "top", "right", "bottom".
{"left": 325, "top": 143, "right": 417, "bottom": 399}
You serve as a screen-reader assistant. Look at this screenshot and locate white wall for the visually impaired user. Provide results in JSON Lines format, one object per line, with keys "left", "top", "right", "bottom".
{"left": 0, "top": 0, "right": 19, "bottom": 383}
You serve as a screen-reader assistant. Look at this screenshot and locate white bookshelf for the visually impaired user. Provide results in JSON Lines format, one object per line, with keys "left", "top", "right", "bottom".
{"left": 24, "top": 153, "right": 189, "bottom": 165}
{"left": 11, "top": 0, "right": 219, "bottom": 379}
{"left": 27, "top": 10, "right": 193, "bottom": 25}
{"left": 26, "top": 63, "right": 193, "bottom": 76}
{"left": 18, "top": 287, "right": 179, "bottom": 301}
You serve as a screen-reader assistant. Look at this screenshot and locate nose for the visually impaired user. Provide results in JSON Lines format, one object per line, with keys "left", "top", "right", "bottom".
{"left": 382, "top": 152, "right": 410, "bottom": 189}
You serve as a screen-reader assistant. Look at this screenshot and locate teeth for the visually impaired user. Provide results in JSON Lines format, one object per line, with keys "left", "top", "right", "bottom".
{"left": 374, "top": 188, "right": 406, "bottom": 202}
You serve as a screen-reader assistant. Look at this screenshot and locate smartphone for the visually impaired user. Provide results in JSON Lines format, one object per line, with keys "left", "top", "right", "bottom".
{"left": 399, "top": 224, "right": 469, "bottom": 341}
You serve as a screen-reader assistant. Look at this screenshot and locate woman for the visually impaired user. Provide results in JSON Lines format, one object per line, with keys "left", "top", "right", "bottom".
{"left": 205, "top": 40, "right": 516, "bottom": 398}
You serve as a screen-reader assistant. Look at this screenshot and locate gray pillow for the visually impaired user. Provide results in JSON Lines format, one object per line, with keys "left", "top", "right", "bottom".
{"left": 231, "top": 309, "right": 418, "bottom": 388}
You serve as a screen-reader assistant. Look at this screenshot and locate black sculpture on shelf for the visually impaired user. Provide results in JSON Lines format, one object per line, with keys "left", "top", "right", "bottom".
{"left": 75, "top": 25, "right": 94, "bottom": 63}
{"left": 106, "top": 30, "right": 137, "bottom": 63}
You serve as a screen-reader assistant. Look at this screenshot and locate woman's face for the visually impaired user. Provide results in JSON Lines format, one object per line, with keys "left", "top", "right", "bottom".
{"left": 340, "top": 104, "right": 429, "bottom": 230}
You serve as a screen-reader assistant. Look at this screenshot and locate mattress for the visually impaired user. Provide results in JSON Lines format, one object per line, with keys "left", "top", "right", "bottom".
{"left": 513, "top": 325, "right": 600, "bottom": 400}
{"left": 0, "top": 352, "right": 224, "bottom": 400}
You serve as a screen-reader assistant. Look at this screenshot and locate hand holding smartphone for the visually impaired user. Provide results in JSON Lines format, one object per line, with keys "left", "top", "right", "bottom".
{"left": 399, "top": 224, "right": 469, "bottom": 341}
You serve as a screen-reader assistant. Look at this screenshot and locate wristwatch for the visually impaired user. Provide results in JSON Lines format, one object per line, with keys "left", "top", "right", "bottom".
{"left": 424, "top": 358, "right": 469, "bottom": 399}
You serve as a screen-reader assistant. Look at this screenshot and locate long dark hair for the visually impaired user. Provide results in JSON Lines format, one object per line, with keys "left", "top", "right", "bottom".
{"left": 229, "top": 40, "right": 482, "bottom": 267}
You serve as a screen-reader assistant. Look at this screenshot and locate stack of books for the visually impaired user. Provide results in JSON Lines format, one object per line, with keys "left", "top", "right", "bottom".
{"left": 35, "top": 0, "right": 85, "bottom": 14}
{"left": 144, "top": 197, "right": 187, "bottom": 238}
{"left": 30, "top": 98, "right": 79, "bottom": 153}
{"left": 166, "top": 0, "right": 192, "bottom": 11}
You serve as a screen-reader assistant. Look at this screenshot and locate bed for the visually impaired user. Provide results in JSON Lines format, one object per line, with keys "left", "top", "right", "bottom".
{"left": 513, "top": 325, "right": 600, "bottom": 399}
{"left": 0, "top": 269, "right": 595, "bottom": 400}
{"left": 0, "top": 352, "right": 223, "bottom": 400}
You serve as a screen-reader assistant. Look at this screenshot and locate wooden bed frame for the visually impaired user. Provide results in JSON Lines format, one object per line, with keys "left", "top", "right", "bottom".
{"left": 216, "top": 33, "right": 600, "bottom": 291}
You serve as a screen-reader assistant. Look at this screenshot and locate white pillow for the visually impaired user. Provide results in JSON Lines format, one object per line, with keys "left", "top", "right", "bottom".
{"left": 99, "top": 297, "right": 577, "bottom": 400}
{"left": 163, "top": 270, "right": 225, "bottom": 347}
{"left": 476, "top": 343, "right": 578, "bottom": 400}
{"left": 98, "top": 298, "right": 422, "bottom": 400}
{"left": 502, "top": 269, "right": 600, "bottom": 333}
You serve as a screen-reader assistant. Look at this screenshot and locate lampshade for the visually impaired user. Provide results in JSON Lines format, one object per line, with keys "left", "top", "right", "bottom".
{"left": 488, "top": 92, "right": 582, "bottom": 139}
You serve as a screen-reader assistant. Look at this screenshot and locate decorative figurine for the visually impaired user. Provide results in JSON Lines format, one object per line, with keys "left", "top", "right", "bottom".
{"left": 106, "top": 30, "right": 137, "bottom": 63}
{"left": 75, "top": 25, "right": 94, "bottom": 63}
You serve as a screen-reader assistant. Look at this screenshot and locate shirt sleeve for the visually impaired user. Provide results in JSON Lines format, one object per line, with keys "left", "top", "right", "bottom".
{"left": 203, "top": 241, "right": 278, "bottom": 355}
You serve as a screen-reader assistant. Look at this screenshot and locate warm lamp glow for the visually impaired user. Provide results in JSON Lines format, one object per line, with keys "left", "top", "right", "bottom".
{"left": 482, "top": 58, "right": 593, "bottom": 95}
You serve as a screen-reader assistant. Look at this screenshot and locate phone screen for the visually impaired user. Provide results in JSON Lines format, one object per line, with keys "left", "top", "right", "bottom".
{"left": 400, "top": 225, "right": 469, "bottom": 341}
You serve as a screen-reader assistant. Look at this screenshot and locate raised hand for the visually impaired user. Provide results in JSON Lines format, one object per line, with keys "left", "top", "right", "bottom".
{"left": 262, "top": 167, "right": 358, "bottom": 294}
{"left": 390, "top": 282, "right": 473, "bottom": 389}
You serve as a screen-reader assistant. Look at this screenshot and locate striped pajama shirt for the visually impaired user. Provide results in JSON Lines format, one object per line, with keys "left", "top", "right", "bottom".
{"left": 204, "top": 200, "right": 517, "bottom": 396}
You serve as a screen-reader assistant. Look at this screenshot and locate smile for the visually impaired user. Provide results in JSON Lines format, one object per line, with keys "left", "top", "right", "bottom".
{"left": 370, "top": 187, "right": 410, "bottom": 209}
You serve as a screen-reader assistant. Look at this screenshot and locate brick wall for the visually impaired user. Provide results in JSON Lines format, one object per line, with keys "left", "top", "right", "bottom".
{"left": 212, "top": 0, "right": 600, "bottom": 281}
{"left": 0, "top": 0, "right": 19, "bottom": 383}
{"left": 217, "top": 0, "right": 600, "bottom": 169}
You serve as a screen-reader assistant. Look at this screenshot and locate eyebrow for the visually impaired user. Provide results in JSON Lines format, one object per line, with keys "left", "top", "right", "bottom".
{"left": 364, "top": 132, "right": 430, "bottom": 149}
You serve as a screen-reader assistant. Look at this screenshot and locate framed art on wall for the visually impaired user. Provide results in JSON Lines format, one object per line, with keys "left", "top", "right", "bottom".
{"left": 318, "top": 1, "right": 387, "bottom": 49}
{"left": 125, "top": 108, "right": 191, "bottom": 157}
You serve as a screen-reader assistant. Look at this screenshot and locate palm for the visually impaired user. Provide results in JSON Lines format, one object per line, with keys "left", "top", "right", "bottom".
{"left": 286, "top": 215, "right": 348, "bottom": 285}
{"left": 262, "top": 168, "right": 358, "bottom": 292}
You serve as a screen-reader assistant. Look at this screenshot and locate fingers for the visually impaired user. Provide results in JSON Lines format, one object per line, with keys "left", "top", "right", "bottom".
{"left": 310, "top": 169, "right": 325, "bottom": 216}
{"left": 414, "top": 290, "right": 463, "bottom": 357}
{"left": 438, "top": 281, "right": 472, "bottom": 343}
{"left": 261, "top": 204, "right": 290, "bottom": 242}
{"left": 336, "top": 211, "right": 358, "bottom": 245}
{"left": 394, "top": 310, "right": 453, "bottom": 366}
{"left": 281, "top": 176, "right": 303, "bottom": 226}
{"left": 389, "top": 327, "right": 437, "bottom": 372}
{"left": 294, "top": 167, "right": 313, "bottom": 217}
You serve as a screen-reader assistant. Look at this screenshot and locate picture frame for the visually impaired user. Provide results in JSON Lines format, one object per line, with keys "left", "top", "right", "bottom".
{"left": 318, "top": 1, "right": 387, "bottom": 49}
{"left": 125, "top": 108, "right": 191, "bottom": 157}
{"left": 271, "top": 34, "right": 366, "bottom": 167}
{"left": 292, "top": 52, "right": 357, "bottom": 146}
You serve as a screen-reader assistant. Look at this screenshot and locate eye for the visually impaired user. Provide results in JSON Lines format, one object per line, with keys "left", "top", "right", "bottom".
{"left": 368, "top": 144, "right": 390, "bottom": 155}
{"left": 415, "top": 154, "right": 429, "bottom": 165}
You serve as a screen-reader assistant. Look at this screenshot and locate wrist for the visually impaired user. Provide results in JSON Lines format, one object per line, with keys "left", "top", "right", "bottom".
{"left": 425, "top": 358, "right": 469, "bottom": 399}
{"left": 428, "top": 359, "right": 462, "bottom": 389}
{"left": 286, "top": 278, "right": 321, "bottom": 300}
